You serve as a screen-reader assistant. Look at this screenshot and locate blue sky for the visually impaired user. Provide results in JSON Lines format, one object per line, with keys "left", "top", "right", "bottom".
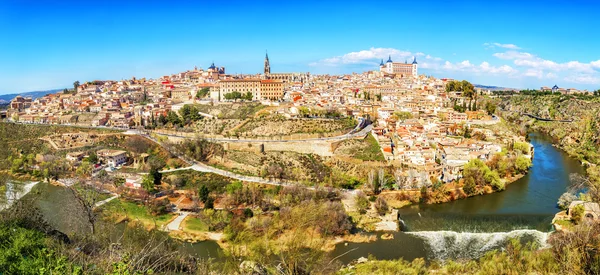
{"left": 1, "top": 0, "right": 600, "bottom": 94}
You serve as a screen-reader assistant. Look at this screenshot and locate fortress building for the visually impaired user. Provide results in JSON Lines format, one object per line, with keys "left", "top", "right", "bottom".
{"left": 379, "top": 55, "right": 418, "bottom": 78}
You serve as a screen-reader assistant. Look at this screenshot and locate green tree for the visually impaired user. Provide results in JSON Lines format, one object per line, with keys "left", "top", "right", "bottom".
{"left": 355, "top": 192, "right": 370, "bottom": 214}
{"left": 393, "top": 111, "right": 413, "bottom": 121}
{"left": 76, "top": 161, "right": 92, "bottom": 177}
{"left": 198, "top": 185, "right": 210, "bottom": 203}
{"left": 196, "top": 87, "right": 210, "bottom": 99}
{"left": 142, "top": 174, "right": 155, "bottom": 192}
{"left": 463, "top": 177, "right": 476, "bottom": 195}
{"left": 570, "top": 204, "right": 584, "bottom": 223}
{"left": 204, "top": 197, "right": 215, "bottom": 209}
{"left": 166, "top": 111, "right": 182, "bottom": 127}
{"left": 485, "top": 101, "right": 497, "bottom": 115}
{"left": 515, "top": 155, "right": 532, "bottom": 173}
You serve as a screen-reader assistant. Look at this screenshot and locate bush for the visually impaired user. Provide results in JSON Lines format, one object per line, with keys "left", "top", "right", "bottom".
{"left": 374, "top": 197, "right": 388, "bottom": 216}
{"left": 514, "top": 142, "right": 531, "bottom": 155}
{"left": 355, "top": 192, "right": 370, "bottom": 214}
{"left": 515, "top": 156, "right": 532, "bottom": 173}
{"left": 557, "top": 192, "right": 577, "bottom": 210}
{"left": 463, "top": 177, "right": 477, "bottom": 196}
{"left": 571, "top": 204, "right": 585, "bottom": 223}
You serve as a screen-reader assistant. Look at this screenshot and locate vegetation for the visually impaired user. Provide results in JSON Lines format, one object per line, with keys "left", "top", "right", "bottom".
{"left": 224, "top": 91, "right": 253, "bottom": 101}
{"left": 195, "top": 87, "right": 210, "bottom": 99}
{"left": 334, "top": 133, "right": 385, "bottom": 162}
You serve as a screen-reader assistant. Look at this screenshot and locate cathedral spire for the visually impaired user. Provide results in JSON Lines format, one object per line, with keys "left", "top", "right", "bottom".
{"left": 264, "top": 51, "right": 271, "bottom": 75}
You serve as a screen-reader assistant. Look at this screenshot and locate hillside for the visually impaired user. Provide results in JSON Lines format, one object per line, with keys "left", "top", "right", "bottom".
{"left": 499, "top": 94, "right": 600, "bottom": 165}
{"left": 0, "top": 89, "right": 63, "bottom": 104}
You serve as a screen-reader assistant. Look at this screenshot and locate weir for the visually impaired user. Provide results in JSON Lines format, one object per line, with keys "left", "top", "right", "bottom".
{"left": 407, "top": 229, "right": 550, "bottom": 260}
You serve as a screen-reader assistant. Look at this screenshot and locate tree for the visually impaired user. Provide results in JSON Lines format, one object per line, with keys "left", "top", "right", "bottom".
{"left": 570, "top": 204, "right": 585, "bottom": 223}
{"left": 374, "top": 197, "right": 388, "bottom": 215}
{"left": 68, "top": 183, "right": 100, "bottom": 234}
{"left": 204, "top": 197, "right": 215, "bottom": 209}
{"left": 142, "top": 174, "right": 155, "bottom": 192}
{"left": 196, "top": 87, "right": 210, "bottom": 99}
{"left": 463, "top": 177, "right": 477, "bottom": 196}
{"left": 75, "top": 161, "right": 92, "bottom": 177}
{"left": 198, "top": 185, "right": 210, "bottom": 203}
{"left": 557, "top": 192, "right": 577, "bottom": 210}
{"left": 73, "top": 80, "right": 80, "bottom": 93}
{"left": 355, "top": 191, "right": 370, "bottom": 214}
{"left": 224, "top": 91, "right": 242, "bottom": 101}
{"left": 393, "top": 111, "right": 413, "bottom": 121}
{"left": 179, "top": 105, "right": 202, "bottom": 123}
{"left": 166, "top": 111, "right": 182, "bottom": 127}
{"left": 485, "top": 101, "right": 497, "bottom": 115}
{"left": 515, "top": 156, "right": 532, "bottom": 173}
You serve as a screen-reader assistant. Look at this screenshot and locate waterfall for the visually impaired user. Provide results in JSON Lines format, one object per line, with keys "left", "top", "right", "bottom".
{"left": 1, "top": 181, "right": 39, "bottom": 210}
{"left": 407, "top": 229, "right": 550, "bottom": 260}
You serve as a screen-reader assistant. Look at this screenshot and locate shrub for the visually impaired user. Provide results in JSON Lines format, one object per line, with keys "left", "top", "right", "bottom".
{"left": 571, "top": 204, "right": 585, "bottom": 223}
{"left": 515, "top": 156, "right": 532, "bottom": 173}
{"left": 374, "top": 197, "right": 389, "bottom": 216}
{"left": 557, "top": 192, "right": 577, "bottom": 210}
{"left": 355, "top": 192, "right": 370, "bottom": 214}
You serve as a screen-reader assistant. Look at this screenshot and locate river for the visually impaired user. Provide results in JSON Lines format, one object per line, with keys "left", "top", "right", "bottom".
{"left": 331, "top": 133, "right": 585, "bottom": 263}
{"left": 23, "top": 133, "right": 584, "bottom": 264}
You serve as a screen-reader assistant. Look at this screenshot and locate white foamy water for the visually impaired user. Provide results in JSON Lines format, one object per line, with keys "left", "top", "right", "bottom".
{"left": 0, "top": 181, "right": 39, "bottom": 210}
{"left": 407, "top": 229, "right": 550, "bottom": 260}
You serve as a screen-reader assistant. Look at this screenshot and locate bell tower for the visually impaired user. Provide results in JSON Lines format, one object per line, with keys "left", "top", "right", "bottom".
{"left": 264, "top": 51, "right": 271, "bottom": 75}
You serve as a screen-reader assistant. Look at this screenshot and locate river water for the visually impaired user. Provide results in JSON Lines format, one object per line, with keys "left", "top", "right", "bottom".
{"left": 22, "top": 133, "right": 583, "bottom": 264}
{"left": 331, "top": 133, "right": 585, "bottom": 262}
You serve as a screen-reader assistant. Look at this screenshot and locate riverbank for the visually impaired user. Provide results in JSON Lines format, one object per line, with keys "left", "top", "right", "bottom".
{"left": 379, "top": 172, "right": 528, "bottom": 211}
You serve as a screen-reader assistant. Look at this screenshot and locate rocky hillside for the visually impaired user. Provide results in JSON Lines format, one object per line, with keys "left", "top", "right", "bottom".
{"left": 500, "top": 95, "right": 600, "bottom": 165}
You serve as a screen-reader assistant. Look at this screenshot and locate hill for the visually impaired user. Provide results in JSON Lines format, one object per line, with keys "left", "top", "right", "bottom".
{"left": 0, "top": 89, "right": 63, "bottom": 104}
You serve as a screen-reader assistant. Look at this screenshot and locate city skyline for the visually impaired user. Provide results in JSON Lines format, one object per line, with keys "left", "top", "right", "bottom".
{"left": 2, "top": 0, "right": 600, "bottom": 94}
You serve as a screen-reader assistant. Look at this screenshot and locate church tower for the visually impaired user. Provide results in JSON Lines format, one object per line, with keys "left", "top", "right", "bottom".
{"left": 264, "top": 52, "right": 271, "bottom": 75}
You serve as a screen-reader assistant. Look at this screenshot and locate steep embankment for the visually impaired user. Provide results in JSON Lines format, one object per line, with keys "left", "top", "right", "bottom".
{"left": 500, "top": 95, "right": 600, "bottom": 166}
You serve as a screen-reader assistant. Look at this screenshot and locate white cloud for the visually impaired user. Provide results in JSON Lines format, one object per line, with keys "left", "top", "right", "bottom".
{"left": 493, "top": 51, "right": 534, "bottom": 60}
{"left": 524, "top": 69, "right": 544, "bottom": 79}
{"left": 494, "top": 50, "right": 598, "bottom": 73}
{"left": 484, "top": 42, "right": 521, "bottom": 50}
{"left": 309, "top": 47, "right": 417, "bottom": 66}
{"left": 564, "top": 74, "right": 600, "bottom": 85}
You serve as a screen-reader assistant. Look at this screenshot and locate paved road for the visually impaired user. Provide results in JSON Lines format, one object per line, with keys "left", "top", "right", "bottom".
{"left": 94, "top": 194, "right": 119, "bottom": 208}
{"left": 165, "top": 211, "right": 191, "bottom": 231}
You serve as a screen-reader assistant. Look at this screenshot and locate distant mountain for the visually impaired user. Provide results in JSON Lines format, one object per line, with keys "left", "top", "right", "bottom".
{"left": 0, "top": 89, "right": 64, "bottom": 104}
{"left": 474, "top": 84, "right": 518, "bottom": 91}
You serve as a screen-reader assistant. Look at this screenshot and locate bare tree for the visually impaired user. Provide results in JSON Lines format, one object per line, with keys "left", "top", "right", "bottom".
{"left": 68, "top": 182, "right": 102, "bottom": 235}
{"left": 378, "top": 168, "right": 387, "bottom": 190}
{"left": 394, "top": 169, "right": 407, "bottom": 190}
{"left": 569, "top": 173, "right": 600, "bottom": 201}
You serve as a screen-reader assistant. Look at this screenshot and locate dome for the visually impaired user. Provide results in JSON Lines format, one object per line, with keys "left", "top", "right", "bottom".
{"left": 386, "top": 55, "right": 393, "bottom": 63}
{"left": 209, "top": 62, "right": 216, "bottom": 69}
{"left": 412, "top": 57, "right": 418, "bottom": 64}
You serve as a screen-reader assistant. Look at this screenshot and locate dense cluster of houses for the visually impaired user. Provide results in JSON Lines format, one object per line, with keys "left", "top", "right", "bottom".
{"left": 7, "top": 61, "right": 513, "bottom": 188}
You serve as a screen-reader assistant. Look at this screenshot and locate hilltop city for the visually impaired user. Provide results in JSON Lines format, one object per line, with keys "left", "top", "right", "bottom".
{"left": 5, "top": 51, "right": 600, "bottom": 274}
